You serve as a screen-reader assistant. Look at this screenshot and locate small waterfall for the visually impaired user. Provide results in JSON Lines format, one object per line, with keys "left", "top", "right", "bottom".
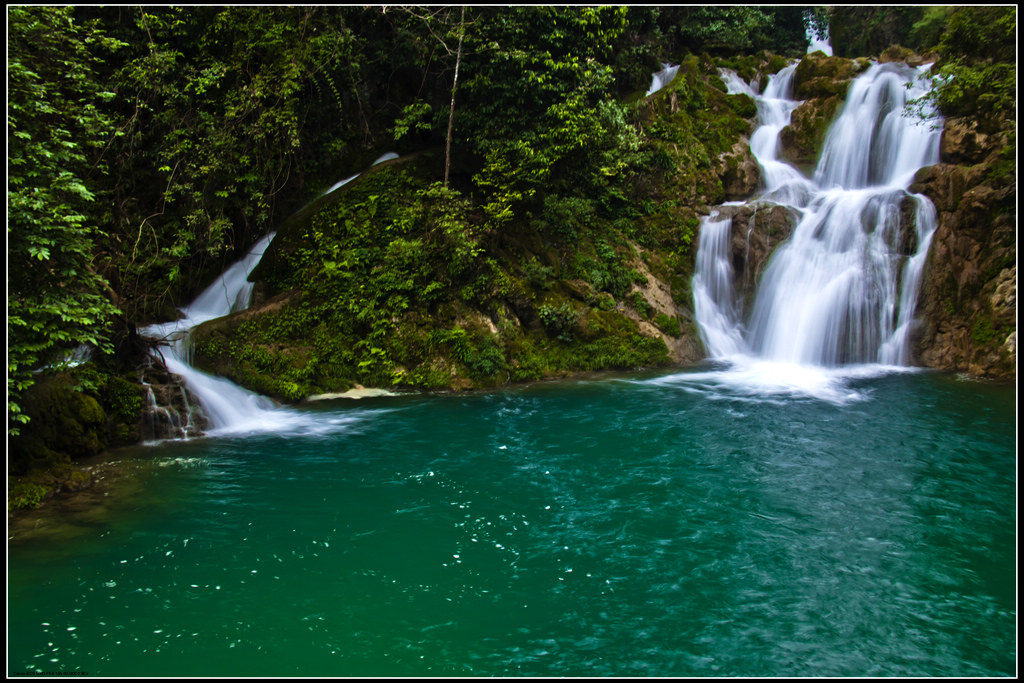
{"left": 692, "top": 214, "right": 746, "bottom": 358}
{"left": 646, "top": 63, "right": 680, "bottom": 97}
{"left": 805, "top": 14, "right": 833, "bottom": 56}
{"left": 138, "top": 153, "right": 400, "bottom": 439}
{"left": 692, "top": 58, "right": 942, "bottom": 390}
{"left": 140, "top": 233, "right": 280, "bottom": 436}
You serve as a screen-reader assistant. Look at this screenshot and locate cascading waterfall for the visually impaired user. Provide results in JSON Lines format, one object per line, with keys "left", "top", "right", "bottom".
{"left": 690, "top": 57, "right": 942, "bottom": 397}
{"left": 140, "top": 154, "right": 400, "bottom": 438}
{"left": 140, "top": 233, "right": 281, "bottom": 435}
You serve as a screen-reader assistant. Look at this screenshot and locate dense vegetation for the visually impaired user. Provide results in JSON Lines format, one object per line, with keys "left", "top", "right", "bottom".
{"left": 7, "top": 6, "right": 1016, "bottom": 505}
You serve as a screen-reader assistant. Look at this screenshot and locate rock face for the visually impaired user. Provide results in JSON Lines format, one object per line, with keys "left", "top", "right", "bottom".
{"left": 911, "top": 149, "right": 1016, "bottom": 377}
{"left": 708, "top": 201, "right": 800, "bottom": 319}
{"left": 138, "top": 355, "right": 209, "bottom": 440}
{"left": 719, "top": 137, "right": 760, "bottom": 200}
{"left": 792, "top": 52, "right": 868, "bottom": 99}
{"left": 778, "top": 52, "right": 869, "bottom": 168}
{"left": 779, "top": 97, "right": 841, "bottom": 167}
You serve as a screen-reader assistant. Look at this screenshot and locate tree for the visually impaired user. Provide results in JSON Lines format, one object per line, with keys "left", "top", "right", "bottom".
{"left": 386, "top": 6, "right": 472, "bottom": 187}
{"left": 8, "top": 6, "right": 124, "bottom": 433}
{"left": 444, "top": 6, "right": 467, "bottom": 187}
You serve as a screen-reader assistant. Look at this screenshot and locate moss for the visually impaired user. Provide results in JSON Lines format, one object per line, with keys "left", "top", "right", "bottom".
{"left": 630, "top": 291, "right": 653, "bottom": 318}
{"left": 654, "top": 313, "right": 682, "bottom": 337}
{"left": 188, "top": 51, "right": 745, "bottom": 400}
{"left": 970, "top": 313, "right": 1012, "bottom": 348}
{"left": 9, "top": 372, "right": 108, "bottom": 475}
{"left": 8, "top": 480, "right": 50, "bottom": 510}
{"left": 8, "top": 463, "right": 94, "bottom": 511}
{"left": 727, "top": 93, "right": 757, "bottom": 120}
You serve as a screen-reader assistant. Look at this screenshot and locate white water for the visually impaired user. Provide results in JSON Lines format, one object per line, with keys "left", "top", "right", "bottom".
{"left": 687, "top": 59, "right": 942, "bottom": 401}
{"left": 139, "top": 154, "right": 404, "bottom": 437}
{"left": 141, "top": 234, "right": 382, "bottom": 437}
{"left": 321, "top": 153, "right": 399, "bottom": 196}
{"left": 806, "top": 16, "right": 833, "bottom": 56}
{"left": 646, "top": 63, "right": 680, "bottom": 97}
{"left": 139, "top": 234, "right": 286, "bottom": 435}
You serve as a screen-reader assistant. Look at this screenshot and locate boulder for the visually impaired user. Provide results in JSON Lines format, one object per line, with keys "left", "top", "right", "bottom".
{"left": 719, "top": 138, "right": 760, "bottom": 200}
{"left": 792, "top": 53, "right": 867, "bottom": 100}
{"left": 780, "top": 97, "right": 842, "bottom": 166}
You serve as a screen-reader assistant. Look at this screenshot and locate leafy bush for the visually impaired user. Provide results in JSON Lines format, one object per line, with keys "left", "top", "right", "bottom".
{"left": 537, "top": 303, "right": 580, "bottom": 342}
{"left": 654, "top": 313, "right": 682, "bottom": 337}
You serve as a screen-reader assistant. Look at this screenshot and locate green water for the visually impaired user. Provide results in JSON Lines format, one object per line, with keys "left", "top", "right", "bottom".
{"left": 7, "top": 368, "right": 1017, "bottom": 677}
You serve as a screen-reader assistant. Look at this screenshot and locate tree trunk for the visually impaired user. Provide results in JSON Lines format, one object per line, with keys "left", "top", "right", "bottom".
{"left": 444, "top": 6, "right": 466, "bottom": 188}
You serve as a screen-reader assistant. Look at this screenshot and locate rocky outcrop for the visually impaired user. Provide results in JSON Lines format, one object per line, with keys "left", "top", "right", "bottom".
{"left": 779, "top": 97, "right": 842, "bottom": 167}
{"left": 709, "top": 201, "right": 800, "bottom": 318}
{"left": 910, "top": 116, "right": 1016, "bottom": 378}
{"left": 138, "top": 355, "right": 209, "bottom": 441}
{"left": 792, "top": 52, "right": 869, "bottom": 99}
{"left": 778, "top": 53, "right": 868, "bottom": 168}
{"left": 624, "top": 249, "right": 703, "bottom": 364}
{"left": 719, "top": 138, "right": 761, "bottom": 200}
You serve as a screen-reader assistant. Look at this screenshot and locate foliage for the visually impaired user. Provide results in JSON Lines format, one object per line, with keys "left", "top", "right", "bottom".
{"left": 103, "top": 6, "right": 367, "bottom": 320}
{"left": 537, "top": 303, "right": 581, "bottom": 343}
{"left": 675, "top": 7, "right": 775, "bottom": 53}
{"left": 7, "top": 6, "right": 124, "bottom": 433}
{"left": 192, "top": 167, "right": 485, "bottom": 394}
{"left": 19, "top": 4, "right": 1009, "bottom": 460}
{"left": 907, "top": 7, "right": 956, "bottom": 52}
{"left": 9, "top": 479, "right": 51, "bottom": 511}
{"left": 930, "top": 7, "right": 1016, "bottom": 125}
{"left": 828, "top": 7, "right": 929, "bottom": 58}
{"left": 653, "top": 313, "right": 682, "bottom": 337}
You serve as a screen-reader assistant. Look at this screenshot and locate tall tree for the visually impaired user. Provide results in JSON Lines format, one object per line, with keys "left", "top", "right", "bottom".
{"left": 444, "top": 6, "right": 467, "bottom": 187}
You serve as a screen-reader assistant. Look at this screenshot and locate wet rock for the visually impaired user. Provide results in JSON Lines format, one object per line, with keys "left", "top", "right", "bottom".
{"left": 780, "top": 97, "right": 842, "bottom": 167}
{"left": 912, "top": 153, "right": 1016, "bottom": 378}
{"left": 707, "top": 202, "right": 800, "bottom": 318}
{"left": 910, "top": 164, "right": 985, "bottom": 212}
{"left": 719, "top": 139, "right": 760, "bottom": 200}
{"left": 792, "top": 53, "right": 867, "bottom": 100}
{"left": 138, "top": 355, "right": 209, "bottom": 440}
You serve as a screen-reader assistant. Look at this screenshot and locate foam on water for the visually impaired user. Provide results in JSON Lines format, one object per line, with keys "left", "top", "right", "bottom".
{"left": 643, "top": 359, "right": 920, "bottom": 405}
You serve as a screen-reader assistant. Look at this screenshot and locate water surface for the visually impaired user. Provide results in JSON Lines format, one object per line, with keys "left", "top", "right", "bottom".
{"left": 8, "top": 368, "right": 1016, "bottom": 677}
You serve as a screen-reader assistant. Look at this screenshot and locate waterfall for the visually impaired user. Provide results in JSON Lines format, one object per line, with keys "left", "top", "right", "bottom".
{"left": 805, "top": 15, "right": 833, "bottom": 56}
{"left": 692, "top": 214, "right": 746, "bottom": 358}
{"left": 140, "top": 233, "right": 281, "bottom": 435}
{"left": 646, "top": 63, "right": 680, "bottom": 97}
{"left": 691, "top": 59, "right": 942, "bottom": 392}
{"left": 138, "top": 153, "right": 401, "bottom": 438}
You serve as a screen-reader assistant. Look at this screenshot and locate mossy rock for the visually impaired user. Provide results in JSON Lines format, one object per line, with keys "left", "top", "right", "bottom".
{"left": 8, "top": 479, "right": 51, "bottom": 511}
{"left": 792, "top": 53, "right": 863, "bottom": 99}
{"left": 9, "top": 372, "right": 108, "bottom": 475}
{"left": 779, "top": 96, "right": 843, "bottom": 166}
{"left": 8, "top": 464, "right": 95, "bottom": 511}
